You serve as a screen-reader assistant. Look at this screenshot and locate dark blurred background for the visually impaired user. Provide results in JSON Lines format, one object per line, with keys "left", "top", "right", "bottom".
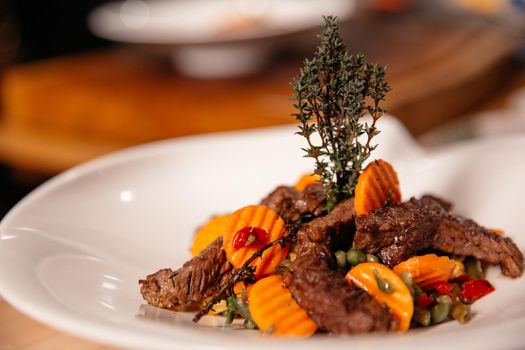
{"left": 1, "top": 0, "right": 525, "bottom": 219}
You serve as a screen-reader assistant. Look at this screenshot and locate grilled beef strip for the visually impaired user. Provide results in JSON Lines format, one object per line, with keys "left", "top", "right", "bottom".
{"left": 354, "top": 196, "right": 444, "bottom": 267}
{"left": 355, "top": 195, "right": 524, "bottom": 277}
{"left": 140, "top": 184, "right": 326, "bottom": 311}
{"left": 139, "top": 237, "right": 232, "bottom": 311}
{"left": 284, "top": 198, "right": 397, "bottom": 333}
{"left": 261, "top": 184, "right": 325, "bottom": 223}
{"left": 292, "top": 197, "right": 355, "bottom": 257}
{"left": 283, "top": 255, "right": 397, "bottom": 333}
{"left": 433, "top": 215, "right": 524, "bottom": 278}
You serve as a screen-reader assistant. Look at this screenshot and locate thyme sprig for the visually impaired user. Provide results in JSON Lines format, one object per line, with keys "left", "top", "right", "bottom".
{"left": 292, "top": 16, "right": 390, "bottom": 211}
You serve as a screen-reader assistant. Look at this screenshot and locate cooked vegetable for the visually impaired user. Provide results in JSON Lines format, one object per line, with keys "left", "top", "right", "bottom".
{"left": 345, "top": 262, "right": 414, "bottom": 332}
{"left": 393, "top": 254, "right": 455, "bottom": 290}
{"left": 416, "top": 293, "right": 433, "bottom": 309}
{"left": 334, "top": 250, "right": 347, "bottom": 269}
{"left": 294, "top": 173, "right": 321, "bottom": 192}
{"left": 354, "top": 159, "right": 401, "bottom": 216}
{"left": 413, "top": 306, "right": 431, "bottom": 326}
{"left": 248, "top": 275, "right": 318, "bottom": 336}
{"left": 450, "top": 301, "right": 471, "bottom": 324}
{"left": 464, "top": 257, "right": 484, "bottom": 279}
{"left": 460, "top": 278, "right": 494, "bottom": 303}
{"left": 451, "top": 260, "right": 465, "bottom": 279}
{"left": 223, "top": 205, "right": 289, "bottom": 278}
{"left": 366, "top": 254, "right": 379, "bottom": 263}
{"left": 347, "top": 248, "right": 366, "bottom": 266}
{"left": 191, "top": 214, "right": 230, "bottom": 256}
{"left": 431, "top": 296, "right": 451, "bottom": 324}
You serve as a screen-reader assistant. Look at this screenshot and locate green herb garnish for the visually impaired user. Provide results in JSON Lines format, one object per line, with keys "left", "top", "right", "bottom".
{"left": 292, "top": 16, "right": 391, "bottom": 211}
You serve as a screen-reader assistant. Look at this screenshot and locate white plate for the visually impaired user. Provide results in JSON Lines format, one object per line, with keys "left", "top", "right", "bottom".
{"left": 88, "top": 0, "right": 355, "bottom": 78}
{"left": 88, "top": 0, "right": 355, "bottom": 45}
{"left": 1, "top": 116, "right": 524, "bottom": 350}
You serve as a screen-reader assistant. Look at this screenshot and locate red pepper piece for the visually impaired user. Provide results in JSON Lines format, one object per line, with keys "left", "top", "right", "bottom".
{"left": 450, "top": 274, "right": 472, "bottom": 284}
{"left": 416, "top": 293, "right": 433, "bottom": 309}
{"left": 431, "top": 282, "right": 457, "bottom": 300}
{"left": 232, "top": 226, "right": 269, "bottom": 250}
{"left": 461, "top": 279, "right": 495, "bottom": 303}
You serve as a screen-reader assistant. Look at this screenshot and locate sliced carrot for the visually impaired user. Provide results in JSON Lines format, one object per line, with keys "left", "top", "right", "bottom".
{"left": 233, "top": 281, "right": 253, "bottom": 299}
{"left": 223, "top": 205, "right": 289, "bottom": 278}
{"left": 249, "top": 275, "right": 317, "bottom": 336}
{"left": 345, "top": 262, "right": 413, "bottom": 332}
{"left": 190, "top": 214, "right": 230, "bottom": 257}
{"left": 294, "top": 173, "right": 321, "bottom": 192}
{"left": 393, "top": 254, "right": 455, "bottom": 290}
{"left": 354, "top": 159, "right": 401, "bottom": 216}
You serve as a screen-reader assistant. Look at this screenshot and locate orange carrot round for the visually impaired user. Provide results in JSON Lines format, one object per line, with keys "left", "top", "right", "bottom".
{"left": 223, "top": 205, "right": 288, "bottom": 278}
{"left": 190, "top": 214, "right": 230, "bottom": 257}
{"left": 354, "top": 159, "right": 401, "bottom": 216}
{"left": 249, "top": 275, "right": 317, "bottom": 336}
{"left": 345, "top": 262, "right": 413, "bottom": 332}
{"left": 294, "top": 173, "right": 321, "bottom": 192}
{"left": 393, "top": 254, "right": 455, "bottom": 290}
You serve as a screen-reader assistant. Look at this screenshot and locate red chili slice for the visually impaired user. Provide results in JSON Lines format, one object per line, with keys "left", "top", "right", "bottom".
{"left": 431, "top": 282, "right": 457, "bottom": 300}
{"left": 232, "top": 226, "right": 269, "bottom": 250}
{"left": 461, "top": 279, "right": 495, "bottom": 304}
{"left": 416, "top": 293, "right": 433, "bottom": 309}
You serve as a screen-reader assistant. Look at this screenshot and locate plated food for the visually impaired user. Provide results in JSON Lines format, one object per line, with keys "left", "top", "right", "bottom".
{"left": 139, "top": 17, "right": 524, "bottom": 336}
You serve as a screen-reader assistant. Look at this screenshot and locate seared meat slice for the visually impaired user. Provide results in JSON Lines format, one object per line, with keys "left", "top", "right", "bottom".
{"left": 260, "top": 184, "right": 325, "bottom": 223}
{"left": 139, "top": 237, "right": 232, "bottom": 311}
{"left": 293, "top": 198, "right": 355, "bottom": 257}
{"left": 283, "top": 255, "right": 396, "bottom": 333}
{"left": 355, "top": 195, "right": 524, "bottom": 277}
{"left": 433, "top": 216, "right": 524, "bottom": 278}
{"left": 354, "top": 197, "right": 443, "bottom": 267}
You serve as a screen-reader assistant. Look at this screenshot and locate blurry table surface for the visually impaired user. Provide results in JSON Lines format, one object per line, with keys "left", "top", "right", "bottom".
{"left": 1, "top": 12, "right": 525, "bottom": 350}
{"left": 0, "top": 12, "right": 523, "bottom": 175}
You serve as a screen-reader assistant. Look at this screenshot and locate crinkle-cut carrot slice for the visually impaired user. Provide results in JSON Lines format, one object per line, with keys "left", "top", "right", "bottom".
{"left": 223, "top": 205, "right": 288, "bottom": 278}
{"left": 393, "top": 254, "right": 455, "bottom": 290}
{"left": 190, "top": 214, "right": 230, "bottom": 257}
{"left": 294, "top": 173, "right": 321, "bottom": 192}
{"left": 249, "top": 275, "right": 317, "bottom": 336}
{"left": 354, "top": 159, "right": 401, "bottom": 216}
{"left": 345, "top": 262, "right": 413, "bottom": 332}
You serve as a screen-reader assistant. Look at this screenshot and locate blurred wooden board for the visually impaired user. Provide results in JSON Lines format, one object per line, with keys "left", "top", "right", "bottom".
{"left": 0, "top": 13, "right": 519, "bottom": 175}
{"left": 0, "top": 299, "right": 117, "bottom": 350}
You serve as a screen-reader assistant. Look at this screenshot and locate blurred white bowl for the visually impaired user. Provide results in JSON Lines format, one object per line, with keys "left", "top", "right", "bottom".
{"left": 88, "top": 0, "right": 355, "bottom": 78}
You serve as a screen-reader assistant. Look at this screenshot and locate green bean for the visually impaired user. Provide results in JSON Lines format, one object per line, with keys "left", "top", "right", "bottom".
{"left": 400, "top": 271, "right": 413, "bottom": 287}
{"left": 243, "top": 318, "right": 258, "bottom": 330}
{"left": 413, "top": 307, "right": 431, "bottom": 326}
{"left": 224, "top": 310, "right": 234, "bottom": 325}
{"left": 436, "top": 295, "right": 452, "bottom": 306}
{"left": 226, "top": 296, "right": 237, "bottom": 312}
{"left": 365, "top": 254, "right": 379, "bottom": 263}
{"left": 347, "top": 249, "right": 366, "bottom": 266}
{"left": 431, "top": 300, "right": 451, "bottom": 324}
{"left": 412, "top": 284, "right": 423, "bottom": 298}
{"left": 450, "top": 301, "right": 471, "bottom": 324}
{"left": 235, "top": 299, "right": 251, "bottom": 320}
{"left": 464, "top": 256, "right": 484, "bottom": 279}
{"left": 334, "top": 250, "right": 347, "bottom": 269}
